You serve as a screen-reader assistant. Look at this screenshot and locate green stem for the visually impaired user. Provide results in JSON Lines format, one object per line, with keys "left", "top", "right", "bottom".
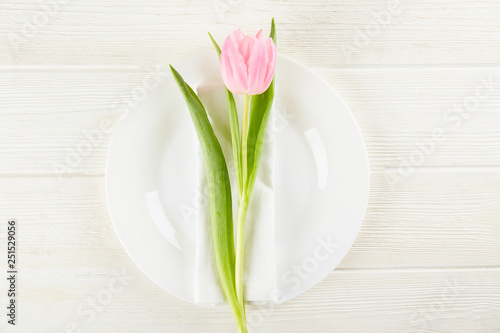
{"left": 237, "top": 321, "right": 248, "bottom": 333}
{"left": 241, "top": 94, "right": 250, "bottom": 190}
{"left": 236, "top": 94, "right": 251, "bottom": 312}
{"left": 235, "top": 195, "right": 250, "bottom": 309}
{"left": 234, "top": 305, "right": 247, "bottom": 333}
{"left": 224, "top": 272, "right": 247, "bottom": 333}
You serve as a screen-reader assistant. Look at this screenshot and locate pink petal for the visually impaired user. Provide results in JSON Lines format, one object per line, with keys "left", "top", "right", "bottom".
{"left": 238, "top": 36, "right": 255, "bottom": 64}
{"left": 246, "top": 38, "right": 269, "bottom": 95}
{"left": 255, "top": 29, "right": 264, "bottom": 40}
{"left": 221, "top": 34, "right": 248, "bottom": 94}
{"left": 262, "top": 38, "right": 277, "bottom": 91}
{"left": 230, "top": 29, "right": 245, "bottom": 44}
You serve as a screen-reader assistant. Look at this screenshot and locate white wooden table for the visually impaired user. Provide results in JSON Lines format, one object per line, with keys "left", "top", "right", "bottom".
{"left": 1, "top": 1, "right": 499, "bottom": 332}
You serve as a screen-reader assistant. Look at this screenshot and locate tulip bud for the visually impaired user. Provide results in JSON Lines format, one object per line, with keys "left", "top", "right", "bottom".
{"left": 220, "top": 29, "right": 277, "bottom": 96}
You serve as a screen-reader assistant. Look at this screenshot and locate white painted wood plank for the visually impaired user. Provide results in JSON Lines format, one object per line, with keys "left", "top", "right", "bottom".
{"left": 0, "top": 266, "right": 498, "bottom": 332}
{"left": 348, "top": 170, "right": 500, "bottom": 268}
{"left": 1, "top": 68, "right": 500, "bottom": 175}
{"left": 1, "top": 1, "right": 500, "bottom": 66}
{"left": 0, "top": 172, "right": 498, "bottom": 270}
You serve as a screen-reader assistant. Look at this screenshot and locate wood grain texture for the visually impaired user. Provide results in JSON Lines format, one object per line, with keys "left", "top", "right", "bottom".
{"left": 0, "top": 266, "right": 498, "bottom": 332}
{"left": 1, "top": 68, "right": 500, "bottom": 175}
{"left": 1, "top": 0, "right": 499, "bottom": 332}
{"left": 1, "top": 1, "right": 500, "bottom": 66}
{"left": 0, "top": 173, "right": 497, "bottom": 272}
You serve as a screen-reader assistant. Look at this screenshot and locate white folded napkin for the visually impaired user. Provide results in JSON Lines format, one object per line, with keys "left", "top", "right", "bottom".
{"left": 194, "top": 81, "right": 276, "bottom": 305}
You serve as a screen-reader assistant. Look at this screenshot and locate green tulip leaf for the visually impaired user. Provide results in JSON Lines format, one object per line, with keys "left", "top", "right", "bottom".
{"left": 245, "top": 18, "right": 276, "bottom": 196}
{"left": 208, "top": 32, "right": 221, "bottom": 57}
{"left": 170, "top": 65, "right": 246, "bottom": 332}
{"left": 208, "top": 32, "right": 243, "bottom": 196}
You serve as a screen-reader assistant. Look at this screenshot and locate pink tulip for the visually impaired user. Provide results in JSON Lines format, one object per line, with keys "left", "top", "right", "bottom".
{"left": 220, "top": 29, "right": 277, "bottom": 96}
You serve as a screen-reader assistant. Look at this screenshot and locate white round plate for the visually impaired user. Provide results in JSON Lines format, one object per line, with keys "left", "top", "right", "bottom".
{"left": 105, "top": 52, "right": 369, "bottom": 305}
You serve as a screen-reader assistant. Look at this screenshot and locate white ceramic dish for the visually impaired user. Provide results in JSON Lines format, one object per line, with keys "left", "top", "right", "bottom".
{"left": 105, "top": 52, "right": 369, "bottom": 305}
